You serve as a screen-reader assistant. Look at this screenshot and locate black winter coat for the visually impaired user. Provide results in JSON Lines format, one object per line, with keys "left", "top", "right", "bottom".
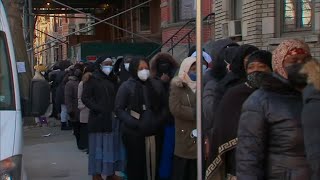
{"left": 115, "top": 78, "right": 166, "bottom": 136}
{"left": 302, "top": 85, "right": 320, "bottom": 180}
{"left": 236, "top": 73, "right": 311, "bottom": 180}
{"left": 81, "top": 71, "right": 117, "bottom": 133}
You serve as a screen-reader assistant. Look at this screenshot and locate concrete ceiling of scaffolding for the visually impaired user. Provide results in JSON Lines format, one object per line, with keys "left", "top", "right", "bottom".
{"left": 32, "top": 0, "right": 123, "bottom": 14}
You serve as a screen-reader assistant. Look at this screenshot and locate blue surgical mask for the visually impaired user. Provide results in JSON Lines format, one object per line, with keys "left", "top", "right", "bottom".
{"left": 189, "top": 72, "right": 197, "bottom": 81}
{"left": 101, "top": 65, "right": 113, "bottom": 76}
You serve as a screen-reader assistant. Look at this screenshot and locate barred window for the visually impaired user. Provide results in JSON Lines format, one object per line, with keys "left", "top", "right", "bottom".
{"left": 283, "top": 0, "right": 312, "bottom": 32}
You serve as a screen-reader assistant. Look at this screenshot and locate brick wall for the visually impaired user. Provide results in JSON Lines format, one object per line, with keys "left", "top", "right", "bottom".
{"left": 213, "top": 0, "right": 320, "bottom": 59}
{"left": 160, "top": 0, "right": 213, "bottom": 60}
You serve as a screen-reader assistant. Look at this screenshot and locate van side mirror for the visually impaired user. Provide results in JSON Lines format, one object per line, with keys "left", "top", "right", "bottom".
{"left": 28, "top": 79, "right": 50, "bottom": 117}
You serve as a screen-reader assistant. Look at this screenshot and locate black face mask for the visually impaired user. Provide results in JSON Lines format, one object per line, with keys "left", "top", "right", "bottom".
{"left": 246, "top": 71, "right": 267, "bottom": 89}
{"left": 285, "top": 63, "right": 307, "bottom": 89}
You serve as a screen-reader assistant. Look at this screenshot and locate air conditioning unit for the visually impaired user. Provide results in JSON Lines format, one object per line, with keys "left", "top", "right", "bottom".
{"left": 228, "top": 20, "right": 242, "bottom": 37}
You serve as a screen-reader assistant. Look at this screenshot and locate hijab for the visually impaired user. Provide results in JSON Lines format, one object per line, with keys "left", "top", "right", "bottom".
{"left": 178, "top": 57, "right": 197, "bottom": 92}
{"left": 272, "top": 39, "right": 310, "bottom": 79}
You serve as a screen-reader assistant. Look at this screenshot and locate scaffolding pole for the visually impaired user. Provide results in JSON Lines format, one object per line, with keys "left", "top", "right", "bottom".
{"left": 28, "top": 0, "right": 154, "bottom": 52}
{"left": 196, "top": 0, "right": 203, "bottom": 180}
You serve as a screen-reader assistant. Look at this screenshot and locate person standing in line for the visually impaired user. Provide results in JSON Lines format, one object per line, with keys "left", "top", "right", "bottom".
{"left": 301, "top": 58, "right": 320, "bottom": 180}
{"left": 82, "top": 57, "right": 125, "bottom": 180}
{"left": 206, "top": 50, "right": 273, "bottom": 180}
{"left": 33, "top": 64, "right": 48, "bottom": 127}
{"left": 169, "top": 57, "right": 197, "bottom": 180}
{"left": 236, "top": 39, "right": 312, "bottom": 180}
{"left": 65, "top": 64, "right": 83, "bottom": 150}
{"left": 149, "top": 52, "right": 179, "bottom": 180}
{"left": 77, "top": 63, "right": 95, "bottom": 152}
{"left": 115, "top": 56, "right": 165, "bottom": 180}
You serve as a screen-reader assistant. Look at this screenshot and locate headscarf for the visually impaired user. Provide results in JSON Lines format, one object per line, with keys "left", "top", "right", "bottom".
{"left": 178, "top": 57, "right": 197, "bottom": 92}
{"left": 272, "top": 39, "right": 310, "bottom": 79}
{"left": 191, "top": 51, "right": 213, "bottom": 64}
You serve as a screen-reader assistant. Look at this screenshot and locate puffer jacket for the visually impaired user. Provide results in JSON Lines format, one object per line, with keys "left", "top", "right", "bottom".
{"left": 236, "top": 73, "right": 311, "bottom": 180}
{"left": 115, "top": 78, "right": 166, "bottom": 136}
{"left": 169, "top": 76, "right": 196, "bottom": 159}
{"left": 301, "top": 60, "right": 320, "bottom": 180}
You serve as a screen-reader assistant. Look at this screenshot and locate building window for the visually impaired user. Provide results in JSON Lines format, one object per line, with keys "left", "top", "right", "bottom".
{"left": 79, "top": 23, "right": 87, "bottom": 35}
{"left": 58, "top": 18, "right": 62, "bottom": 27}
{"left": 137, "top": 2, "right": 151, "bottom": 32}
{"left": 174, "top": 0, "right": 196, "bottom": 22}
{"left": 230, "top": 0, "right": 243, "bottom": 20}
{"left": 283, "top": 0, "right": 312, "bottom": 32}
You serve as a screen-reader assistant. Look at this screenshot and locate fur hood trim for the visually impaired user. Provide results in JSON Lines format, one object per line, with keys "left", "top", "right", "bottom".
{"left": 150, "top": 53, "right": 179, "bottom": 78}
{"left": 171, "top": 76, "right": 186, "bottom": 88}
{"left": 82, "top": 72, "right": 92, "bottom": 82}
{"left": 301, "top": 60, "right": 320, "bottom": 90}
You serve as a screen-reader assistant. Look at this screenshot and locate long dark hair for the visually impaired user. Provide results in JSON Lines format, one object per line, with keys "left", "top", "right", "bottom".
{"left": 129, "top": 56, "right": 148, "bottom": 79}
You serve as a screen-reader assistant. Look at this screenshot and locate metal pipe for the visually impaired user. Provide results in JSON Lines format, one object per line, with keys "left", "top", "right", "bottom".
{"left": 28, "top": 0, "right": 34, "bottom": 74}
{"left": 28, "top": 0, "right": 152, "bottom": 52}
{"left": 34, "top": 28, "right": 66, "bottom": 44}
{"left": 52, "top": 0, "right": 155, "bottom": 43}
{"left": 196, "top": 0, "right": 203, "bottom": 180}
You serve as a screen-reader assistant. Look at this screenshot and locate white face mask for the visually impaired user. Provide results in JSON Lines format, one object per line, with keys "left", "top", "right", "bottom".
{"left": 124, "top": 63, "right": 130, "bottom": 71}
{"left": 137, "top": 69, "right": 150, "bottom": 81}
{"left": 101, "top": 65, "right": 113, "bottom": 76}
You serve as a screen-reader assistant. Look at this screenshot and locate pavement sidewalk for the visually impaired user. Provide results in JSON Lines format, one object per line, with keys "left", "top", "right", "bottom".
{"left": 23, "top": 125, "right": 90, "bottom": 180}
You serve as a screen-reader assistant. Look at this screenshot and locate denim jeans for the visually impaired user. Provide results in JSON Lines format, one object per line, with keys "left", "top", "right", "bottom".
{"left": 60, "top": 104, "right": 69, "bottom": 123}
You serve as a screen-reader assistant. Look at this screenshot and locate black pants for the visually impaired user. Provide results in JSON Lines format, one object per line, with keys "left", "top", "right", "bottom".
{"left": 171, "top": 156, "right": 197, "bottom": 180}
{"left": 78, "top": 123, "right": 88, "bottom": 150}
{"left": 122, "top": 133, "right": 147, "bottom": 180}
{"left": 71, "top": 122, "right": 81, "bottom": 149}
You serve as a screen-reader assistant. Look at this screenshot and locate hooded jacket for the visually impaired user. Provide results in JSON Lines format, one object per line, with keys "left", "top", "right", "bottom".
{"left": 301, "top": 60, "right": 320, "bottom": 180}
{"left": 236, "top": 73, "right": 311, "bottom": 180}
{"left": 169, "top": 57, "right": 197, "bottom": 159}
{"left": 115, "top": 57, "right": 166, "bottom": 136}
{"left": 169, "top": 76, "right": 196, "bottom": 159}
{"left": 150, "top": 53, "right": 179, "bottom": 125}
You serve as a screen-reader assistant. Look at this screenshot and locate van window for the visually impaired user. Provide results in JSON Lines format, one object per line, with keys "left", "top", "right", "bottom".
{"left": 0, "top": 31, "right": 15, "bottom": 110}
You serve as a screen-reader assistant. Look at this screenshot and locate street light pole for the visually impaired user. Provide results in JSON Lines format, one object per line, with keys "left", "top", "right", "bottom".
{"left": 196, "top": 0, "right": 203, "bottom": 180}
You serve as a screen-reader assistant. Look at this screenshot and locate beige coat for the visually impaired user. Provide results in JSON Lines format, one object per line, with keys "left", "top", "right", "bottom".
{"left": 78, "top": 72, "right": 91, "bottom": 123}
{"left": 169, "top": 76, "right": 197, "bottom": 159}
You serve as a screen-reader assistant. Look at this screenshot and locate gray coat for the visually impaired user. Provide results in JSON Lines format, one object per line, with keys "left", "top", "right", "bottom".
{"left": 65, "top": 76, "right": 80, "bottom": 122}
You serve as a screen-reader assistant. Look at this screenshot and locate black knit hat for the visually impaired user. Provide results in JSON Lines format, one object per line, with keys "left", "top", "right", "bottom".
{"left": 246, "top": 50, "right": 272, "bottom": 70}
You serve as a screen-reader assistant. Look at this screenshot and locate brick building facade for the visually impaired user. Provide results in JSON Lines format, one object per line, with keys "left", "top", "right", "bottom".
{"left": 160, "top": 0, "right": 214, "bottom": 61}
{"left": 161, "top": 0, "right": 320, "bottom": 60}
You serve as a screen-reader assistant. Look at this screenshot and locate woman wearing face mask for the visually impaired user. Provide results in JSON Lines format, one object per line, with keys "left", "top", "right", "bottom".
{"left": 169, "top": 57, "right": 197, "bottom": 180}
{"left": 82, "top": 57, "right": 125, "bottom": 180}
{"left": 205, "top": 50, "right": 272, "bottom": 180}
{"left": 115, "top": 56, "right": 165, "bottom": 180}
{"left": 236, "top": 39, "right": 312, "bottom": 180}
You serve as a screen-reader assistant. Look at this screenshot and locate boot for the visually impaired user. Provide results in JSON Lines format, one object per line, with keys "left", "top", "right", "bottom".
{"left": 61, "top": 122, "right": 72, "bottom": 130}
{"left": 92, "top": 174, "right": 103, "bottom": 180}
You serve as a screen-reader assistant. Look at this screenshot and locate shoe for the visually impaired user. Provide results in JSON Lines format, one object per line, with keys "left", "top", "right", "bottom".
{"left": 92, "top": 175, "right": 103, "bottom": 180}
{"left": 61, "top": 122, "right": 72, "bottom": 130}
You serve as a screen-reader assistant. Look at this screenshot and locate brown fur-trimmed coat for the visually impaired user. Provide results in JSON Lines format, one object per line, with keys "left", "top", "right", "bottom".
{"left": 169, "top": 76, "right": 197, "bottom": 159}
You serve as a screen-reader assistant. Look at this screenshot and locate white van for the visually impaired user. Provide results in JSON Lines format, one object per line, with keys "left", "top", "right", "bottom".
{"left": 0, "top": 1, "right": 24, "bottom": 179}
{"left": 0, "top": 1, "right": 49, "bottom": 179}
